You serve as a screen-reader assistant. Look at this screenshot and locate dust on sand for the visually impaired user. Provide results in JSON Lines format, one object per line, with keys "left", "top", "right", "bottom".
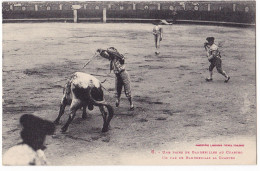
{"left": 2, "top": 23, "right": 256, "bottom": 165}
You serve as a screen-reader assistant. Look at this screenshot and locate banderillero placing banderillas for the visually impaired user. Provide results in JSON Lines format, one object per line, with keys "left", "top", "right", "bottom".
{"left": 82, "top": 52, "right": 98, "bottom": 68}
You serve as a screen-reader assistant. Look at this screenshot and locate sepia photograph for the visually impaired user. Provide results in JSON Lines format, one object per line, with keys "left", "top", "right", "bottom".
{"left": 1, "top": 0, "right": 257, "bottom": 166}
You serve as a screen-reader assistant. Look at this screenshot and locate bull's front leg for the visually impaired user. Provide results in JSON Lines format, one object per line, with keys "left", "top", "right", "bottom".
{"left": 61, "top": 111, "right": 76, "bottom": 133}
{"left": 61, "top": 99, "right": 81, "bottom": 133}
{"left": 99, "top": 105, "right": 108, "bottom": 132}
{"left": 54, "top": 97, "right": 67, "bottom": 125}
{"left": 82, "top": 105, "right": 87, "bottom": 119}
{"left": 105, "top": 104, "right": 114, "bottom": 131}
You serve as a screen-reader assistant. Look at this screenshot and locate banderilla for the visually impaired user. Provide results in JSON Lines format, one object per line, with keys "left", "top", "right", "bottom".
{"left": 82, "top": 52, "right": 98, "bottom": 68}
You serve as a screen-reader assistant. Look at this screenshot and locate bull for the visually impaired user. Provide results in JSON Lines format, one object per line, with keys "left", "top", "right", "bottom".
{"left": 54, "top": 72, "right": 114, "bottom": 133}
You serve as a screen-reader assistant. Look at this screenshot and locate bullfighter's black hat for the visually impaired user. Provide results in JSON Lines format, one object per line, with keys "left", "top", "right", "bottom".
{"left": 20, "top": 114, "right": 55, "bottom": 136}
{"left": 206, "top": 37, "right": 215, "bottom": 42}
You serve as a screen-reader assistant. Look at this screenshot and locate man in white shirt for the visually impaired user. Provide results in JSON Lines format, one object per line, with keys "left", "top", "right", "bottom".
{"left": 3, "top": 114, "right": 55, "bottom": 165}
{"left": 153, "top": 22, "right": 163, "bottom": 55}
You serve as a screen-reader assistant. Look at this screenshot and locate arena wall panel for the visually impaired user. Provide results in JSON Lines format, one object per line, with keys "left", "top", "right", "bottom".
{"left": 2, "top": 1, "right": 256, "bottom": 24}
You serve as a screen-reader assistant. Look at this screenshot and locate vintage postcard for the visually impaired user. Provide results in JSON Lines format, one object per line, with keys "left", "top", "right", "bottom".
{"left": 1, "top": 0, "right": 257, "bottom": 166}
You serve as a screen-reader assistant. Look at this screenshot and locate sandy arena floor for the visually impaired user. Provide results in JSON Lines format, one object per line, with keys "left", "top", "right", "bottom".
{"left": 2, "top": 23, "right": 256, "bottom": 165}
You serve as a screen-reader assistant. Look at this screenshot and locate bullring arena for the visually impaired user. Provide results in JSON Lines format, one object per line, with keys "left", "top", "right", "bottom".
{"left": 1, "top": 1, "right": 256, "bottom": 165}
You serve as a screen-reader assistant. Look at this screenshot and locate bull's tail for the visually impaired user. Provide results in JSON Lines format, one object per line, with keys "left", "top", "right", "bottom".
{"left": 89, "top": 86, "right": 114, "bottom": 132}
{"left": 102, "top": 103, "right": 114, "bottom": 121}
